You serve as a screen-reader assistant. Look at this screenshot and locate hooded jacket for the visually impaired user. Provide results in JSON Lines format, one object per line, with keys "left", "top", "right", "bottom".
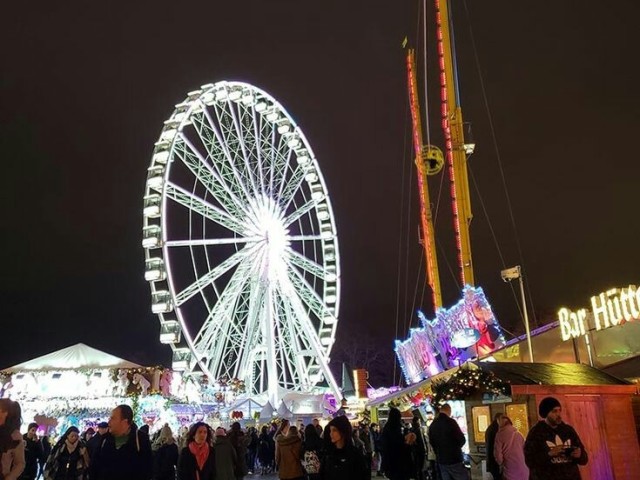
{"left": 275, "top": 434, "right": 304, "bottom": 479}
{"left": 524, "top": 421, "right": 587, "bottom": 480}
{"left": 320, "top": 416, "right": 368, "bottom": 480}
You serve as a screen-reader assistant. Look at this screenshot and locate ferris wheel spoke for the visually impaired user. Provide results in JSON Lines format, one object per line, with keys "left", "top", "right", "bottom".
{"left": 165, "top": 181, "right": 246, "bottom": 235}
{"left": 165, "top": 236, "right": 262, "bottom": 248}
{"left": 286, "top": 247, "right": 325, "bottom": 279}
{"left": 200, "top": 106, "right": 254, "bottom": 201}
{"left": 175, "top": 136, "right": 248, "bottom": 218}
{"left": 236, "top": 277, "right": 268, "bottom": 380}
{"left": 175, "top": 244, "right": 260, "bottom": 307}
{"left": 286, "top": 265, "right": 336, "bottom": 323}
{"left": 251, "top": 108, "right": 266, "bottom": 195}
{"left": 286, "top": 234, "right": 326, "bottom": 242}
{"left": 228, "top": 101, "right": 261, "bottom": 198}
{"left": 276, "top": 289, "right": 311, "bottom": 384}
{"left": 283, "top": 197, "right": 319, "bottom": 228}
{"left": 190, "top": 112, "right": 250, "bottom": 205}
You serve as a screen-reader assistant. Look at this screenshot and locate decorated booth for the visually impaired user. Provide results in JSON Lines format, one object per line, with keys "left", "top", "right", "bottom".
{"left": 368, "top": 361, "right": 640, "bottom": 480}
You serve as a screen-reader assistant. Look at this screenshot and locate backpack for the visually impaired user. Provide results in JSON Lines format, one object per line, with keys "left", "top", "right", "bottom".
{"left": 302, "top": 450, "right": 320, "bottom": 474}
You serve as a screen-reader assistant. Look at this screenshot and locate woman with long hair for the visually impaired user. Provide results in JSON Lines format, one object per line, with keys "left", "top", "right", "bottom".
{"left": 257, "top": 425, "right": 273, "bottom": 475}
{"left": 0, "top": 399, "right": 25, "bottom": 480}
{"left": 43, "top": 427, "right": 89, "bottom": 480}
{"left": 301, "top": 424, "right": 322, "bottom": 480}
{"left": 177, "top": 422, "right": 215, "bottom": 480}
{"left": 153, "top": 424, "right": 179, "bottom": 480}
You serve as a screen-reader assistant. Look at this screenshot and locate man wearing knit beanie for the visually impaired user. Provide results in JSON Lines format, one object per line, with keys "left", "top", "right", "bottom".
{"left": 524, "top": 397, "right": 588, "bottom": 479}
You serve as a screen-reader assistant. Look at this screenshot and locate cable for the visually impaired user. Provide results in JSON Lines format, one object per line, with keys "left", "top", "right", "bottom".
{"left": 462, "top": 0, "right": 538, "bottom": 327}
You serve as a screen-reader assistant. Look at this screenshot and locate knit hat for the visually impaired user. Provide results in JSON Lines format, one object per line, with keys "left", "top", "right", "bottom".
{"left": 328, "top": 415, "right": 352, "bottom": 440}
{"left": 98, "top": 422, "right": 109, "bottom": 429}
{"left": 215, "top": 427, "right": 226, "bottom": 436}
{"left": 538, "top": 396, "right": 561, "bottom": 418}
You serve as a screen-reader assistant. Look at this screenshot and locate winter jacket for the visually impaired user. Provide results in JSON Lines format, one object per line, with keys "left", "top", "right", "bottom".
{"left": 494, "top": 424, "right": 529, "bottom": 480}
{"left": 20, "top": 435, "right": 43, "bottom": 480}
{"left": 484, "top": 420, "right": 500, "bottom": 475}
{"left": 319, "top": 443, "right": 368, "bottom": 480}
{"left": 154, "top": 442, "right": 179, "bottom": 480}
{"left": 380, "top": 427, "right": 411, "bottom": 479}
{"left": 275, "top": 434, "right": 303, "bottom": 480}
{"left": 227, "top": 430, "right": 248, "bottom": 477}
{"left": 1, "top": 430, "right": 25, "bottom": 480}
{"left": 213, "top": 436, "right": 236, "bottom": 480}
{"left": 91, "top": 427, "right": 153, "bottom": 480}
{"left": 43, "top": 440, "right": 90, "bottom": 480}
{"left": 524, "top": 421, "right": 587, "bottom": 480}
{"left": 177, "top": 444, "right": 215, "bottom": 480}
{"left": 427, "top": 413, "right": 465, "bottom": 465}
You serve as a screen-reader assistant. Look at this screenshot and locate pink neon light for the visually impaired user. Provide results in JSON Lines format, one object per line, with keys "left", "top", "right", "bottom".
{"left": 407, "top": 53, "right": 438, "bottom": 309}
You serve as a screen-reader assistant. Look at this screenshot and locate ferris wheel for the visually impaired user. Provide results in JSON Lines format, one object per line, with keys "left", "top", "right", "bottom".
{"left": 142, "top": 81, "right": 341, "bottom": 402}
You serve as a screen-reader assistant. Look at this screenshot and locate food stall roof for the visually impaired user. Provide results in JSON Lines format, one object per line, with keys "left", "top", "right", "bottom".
{"left": 367, "top": 361, "right": 631, "bottom": 408}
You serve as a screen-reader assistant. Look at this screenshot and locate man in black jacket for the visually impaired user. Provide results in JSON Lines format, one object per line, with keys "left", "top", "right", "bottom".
{"left": 484, "top": 412, "right": 503, "bottom": 480}
{"left": 20, "top": 423, "right": 43, "bottom": 480}
{"left": 91, "top": 404, "right": 153, "bottom": 480}
{"left": 428, "top": 404, "right": 468, "bottom": 480}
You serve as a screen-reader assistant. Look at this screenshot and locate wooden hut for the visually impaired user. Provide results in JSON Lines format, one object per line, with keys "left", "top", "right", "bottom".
{"left": 368, "top": 362, "right": 640, "bottom": 480}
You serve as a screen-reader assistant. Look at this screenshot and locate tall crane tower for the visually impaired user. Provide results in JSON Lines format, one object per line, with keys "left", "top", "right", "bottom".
{"left": 406, "top": 0, "right": 475, "bottom": 304}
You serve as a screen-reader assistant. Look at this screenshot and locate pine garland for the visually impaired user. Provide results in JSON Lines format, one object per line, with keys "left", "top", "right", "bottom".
{"left": 430, "top": 368, "right": 510, "bottom": 407}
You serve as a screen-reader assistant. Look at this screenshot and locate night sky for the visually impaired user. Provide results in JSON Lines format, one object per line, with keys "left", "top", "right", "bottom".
{"left": 2, "top": 1, "right": 639, "bottom": 385}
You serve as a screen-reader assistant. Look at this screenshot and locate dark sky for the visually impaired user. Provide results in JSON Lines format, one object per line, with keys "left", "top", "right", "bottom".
{"left": 2, "top": 1, "right": 639, "bottom": 384}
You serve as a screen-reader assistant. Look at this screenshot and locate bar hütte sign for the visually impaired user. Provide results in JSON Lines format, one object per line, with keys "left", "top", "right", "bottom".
{"left": 558, "top": 285, "right": 640, "bottom": 341}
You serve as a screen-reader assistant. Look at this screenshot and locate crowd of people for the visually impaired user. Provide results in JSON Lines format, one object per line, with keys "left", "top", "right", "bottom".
{"left": 0, "top": 395, "right": 588, "bottom": 480}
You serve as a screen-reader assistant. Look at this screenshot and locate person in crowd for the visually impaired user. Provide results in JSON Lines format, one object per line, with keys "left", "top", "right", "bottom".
{"left": 227, "top": 422, "right": 248, "bottom": 480}
{"left": 428, "top": 404, "right": 468, "bottom": 480}
{"left": 493, "top": 416, "right": 528, "bottom": 480}
{"left": 369, "top": 423, "right": 382, "bottom": 477}
{"left": 256, "top": 426, "right": 273, "bottom": 475}
{"left": 177, "top": 422, "right": 215, "bottom": 480}
{"left": 358, "top": 424, "right": 373, "bottom": 479}
{"left": 138, "top": 425, "right": 150, "bottom": 439}
{"left": 246, "top": 427, "right": 258, "bottom": 474}
{"left": 319, "top": 415, "right": 368, "bottom": 480}
{"left": 81, "top": 429, "right": 94, "bottom": 445}
{"left": 153, "top": 424, "right": 178, "bottom": 480}
{"left": 85, "top": 423, "right": 108, "bottom": 462}
{"left": 312, "top": 419, "right": 322, "bottom": 438}
{"left": 0, "top": 399, "right": 25, "bottom": 480}
{"left": 380, "top": 408, "right": 412, "bottom": 480}
{"left": 275, "top": 426, "right": 303, "bottom": 480}
{"left": 43, "top": 426, "right": 90, "bottom": 480}
{"left": 301, "top": 424, "right": 322, "bottom": 480}
{"left": 410, "top": 417, "right": 427, "bottom": 480}
{"left": 90, "top": 404, "right": 152, "bottom": 480}
{"left": 352, "top": 429, "right": 366, "bottom": 458}
{"left": 214, "top": 427, "right": 237, "bottom": 480}
{"left": 524, "top": 397, "right": 588, "bottom": 480}
{"left": 20, "top": 422, "right": 43, "bottom": 480}
{"left": 38, "top": 435, "right": 52, "bottom": 479}
{"left": 485, "top": 412, "right": 502, "bottom": 480}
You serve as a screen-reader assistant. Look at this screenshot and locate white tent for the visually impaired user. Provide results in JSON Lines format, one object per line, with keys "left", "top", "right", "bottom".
{"left": 1, "top": 343, "right": 142, "bottom": 372}
{"left": 259, "top": 401, "right": 275, "bottom": 420}
{"left": 277, "top": 400, "right": 294, "bottom": 419}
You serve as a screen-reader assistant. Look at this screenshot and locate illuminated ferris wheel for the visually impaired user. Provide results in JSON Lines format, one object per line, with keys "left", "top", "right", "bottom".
{"left": 142, "top": 81, "right": 341, "bottom": 401}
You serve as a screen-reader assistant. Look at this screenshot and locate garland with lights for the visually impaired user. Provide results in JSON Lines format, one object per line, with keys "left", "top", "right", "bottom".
{"left": 430, "top": 368, "right": 510, "bottom": 407}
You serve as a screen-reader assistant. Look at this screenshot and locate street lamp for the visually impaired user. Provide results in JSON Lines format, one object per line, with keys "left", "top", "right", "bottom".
{"left": 501, "top": 266, "right": 534, "bottom": 362}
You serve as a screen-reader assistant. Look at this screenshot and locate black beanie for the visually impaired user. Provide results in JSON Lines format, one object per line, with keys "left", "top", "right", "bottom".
{"left": 538, "top": 396, "right": 561, "bottom": 418}
{"left": 328, "top": 415, "right": 352, "bottom": 441}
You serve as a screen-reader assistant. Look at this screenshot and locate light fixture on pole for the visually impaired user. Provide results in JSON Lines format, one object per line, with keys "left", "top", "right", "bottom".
{"left": 501, "top": 265, "right": 534, "bottom": 362}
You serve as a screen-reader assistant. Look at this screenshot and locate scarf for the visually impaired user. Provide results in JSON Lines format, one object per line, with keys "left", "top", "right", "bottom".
{"left": 65, "top": 439, "right": 79, "bottom": 454}
{"left": 189, "top": 441, "right": 209, "bottom": 475}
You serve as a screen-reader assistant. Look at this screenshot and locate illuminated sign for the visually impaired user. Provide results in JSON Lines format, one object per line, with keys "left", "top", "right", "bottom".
{"left": 558, "top": 285, "right": 639, "bottom": 341}
{"left": 395, "top": 286, "right": 506, "bottom": 384}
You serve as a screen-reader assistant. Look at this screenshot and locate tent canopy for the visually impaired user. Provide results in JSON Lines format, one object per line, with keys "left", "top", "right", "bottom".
{"left": 1, "top": 343, "right": 142, "bottom": 372}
